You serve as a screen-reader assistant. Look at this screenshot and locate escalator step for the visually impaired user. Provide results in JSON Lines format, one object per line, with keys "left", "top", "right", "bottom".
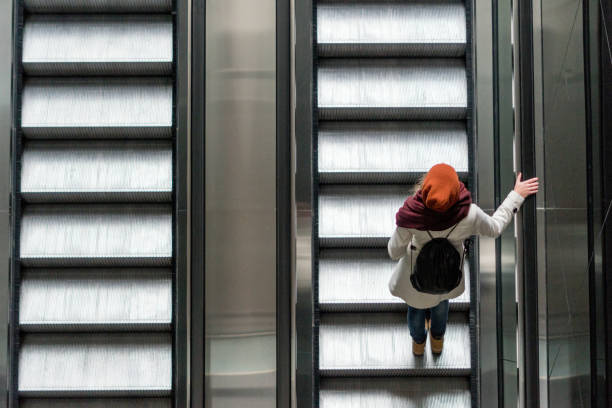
{"left": 21, "top": 141, "right": 172, "bottom": 202}
{"left": 24, "top": 0, "right": 172, "bottom": 13}
{"left": 318, "top": 121, "right": 468, "bottom": 184}
{"left": 18, "top": 333, "right": 171, "bottom": 397}
{"left": 19, "top": 269, "right": 172, "bottom": 331}
{"left": 318, "top": 59, "right": 467, "bottom": 120}
{"left": 319, "top": 249, "right": 469, "bottom": 312}
{"left": 317, "top": 0, "right": 466, "bottom": 58}
{"left": 21, "top": 78, "right": 172, "bottom": 139}
{"left": 22, "top": 400, "right": 171, "bottom": 408}
{"left": 23, "top": 15, "right": 173, "bottom": 75}
{"left": 19, "top": 205, "right": 172, "bottom": 267}
{"left": 318, "top": 185, "right": 410, "bottom": 247}
{"left": 319, "top": 312, "right": 470, "bottom": 376}
{"left": 320, "top": 377, "right": 470, "bottom": 408}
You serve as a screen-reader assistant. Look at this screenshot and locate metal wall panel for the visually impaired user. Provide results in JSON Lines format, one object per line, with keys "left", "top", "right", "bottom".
{"left": 205, "top": 0, "right": 277, "bottom": 405}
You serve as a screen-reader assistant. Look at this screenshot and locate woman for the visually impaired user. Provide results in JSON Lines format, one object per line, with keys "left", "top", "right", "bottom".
{"left": 387, "top": 163, "right": 538, "bottom": 356}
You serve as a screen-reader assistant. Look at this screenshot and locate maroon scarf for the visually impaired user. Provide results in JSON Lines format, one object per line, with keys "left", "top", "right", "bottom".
{"left": 396, "top": 183, "right": 472, "bottom": 231}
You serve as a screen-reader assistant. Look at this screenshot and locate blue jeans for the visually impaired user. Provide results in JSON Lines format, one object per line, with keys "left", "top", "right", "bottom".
{"left": 407, "top": 300, "right": 449, "bottom": 344}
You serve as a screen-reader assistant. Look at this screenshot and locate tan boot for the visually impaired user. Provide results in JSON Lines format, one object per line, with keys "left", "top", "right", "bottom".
{"left": 412, "top": 339, "right": 426, "bottom": 356}
{"left": 430, "top": 332, "right": 444, "bottom": 354}
{"left": 425, "top": 318, "right": 431, "bottom": 331}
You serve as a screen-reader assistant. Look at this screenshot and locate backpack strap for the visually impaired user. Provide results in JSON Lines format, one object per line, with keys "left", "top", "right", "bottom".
{"left": 426, "top": 224, "right": 459, "bottom": 241}
{"left": 445, "top": 223, "right": 459, "bottom": 239}
{"left": 460, "top": 238, "right": 471, "bottom": 270}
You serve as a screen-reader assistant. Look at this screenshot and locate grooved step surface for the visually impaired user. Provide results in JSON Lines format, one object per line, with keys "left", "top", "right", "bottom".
{"left": 19, "top": 205, "right": 172, "bottom": 266}
{"left": 21, "top": 78, "right": 172, "bottom": 138}
{"left": 320, "top": 377, "right": 471, "bottom": 408}
{"left": 23, "top": 15, "right": 173, "bottom": 75}
{"left": 317, "top": 0, "right": 466, "bottom": 57}
{"left": 319, "top": 312, "right": 470, "bottom": 376}
{"left": 319, "top": 185, "right": 410, "bottom": 247}
{"left": 319, "top": 249, "right": 469, "bottom": 312}
{"left": 317, "top": 59, "right": 467, "bottom": 120}
{"left": 18, "top": 333, "right": 172, "bottom": 396}
{"left": 318, "top": 121, "right": 468, "bottom": 184}
{"left": 21, "top": 400, "right": 171, "bottom": 408}
{"left": 21, "top": 141, "right": 172, "bottom": 202}
{"left": 19, "top": 269, "right": 172, "bottom": 331}
{"left": 24, "top": 0, "right": 172, "bottom": 12}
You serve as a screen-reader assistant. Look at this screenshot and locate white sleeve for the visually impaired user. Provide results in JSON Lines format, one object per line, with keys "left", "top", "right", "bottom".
{"left": 387, "top": 227, "right": 414, "bottom": 261}
{"left": 474, "top": 190, "right": 525, "bottom": 238}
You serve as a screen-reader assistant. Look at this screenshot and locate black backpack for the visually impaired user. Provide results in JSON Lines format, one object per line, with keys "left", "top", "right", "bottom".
{"left": 409, "top": 224, "right": 470, "bottom": 295}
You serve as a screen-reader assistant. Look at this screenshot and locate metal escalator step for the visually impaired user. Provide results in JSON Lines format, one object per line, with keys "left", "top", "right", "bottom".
{"left": 319, "top": 249, "right": 470, "bottom": 312}
{"left": 318, "top": 59, "right": 467, "bottom": 120}
{"left": 319, "top": 185, "right": 409, "bottom": 247}
{"left": 317, "top": 0, "right": 466, "bottom": 58}
{"left": 21, "top": 78, "right": 172, "bottom": 139}
{"left": 19, "top": 205, "right": 172, "bottom": 267}
{"left": 18, "top": 333, "right": 172, "bottom": 397}
{"left": 19, "top": 269, "right": 172, "bottom": 331}
{"left": 22, "top": 399, "right": 171, "bottom": 408}
{"left": 24, "top": 0, "right": 172, "bottom": 13}
{"left": 318, "top": 121, "right": 468, "bottom": 184}
{"left": 320, "top": 377, "right": 471, "bottom": 408}
{"left": 21, "top": 141, "right": 172, "bottom": 202}
{"left": 23, "top": 15, "right": 173, "bottom": 75}
{"left": 319, "top": 312, "right": 470, "bottom": 376}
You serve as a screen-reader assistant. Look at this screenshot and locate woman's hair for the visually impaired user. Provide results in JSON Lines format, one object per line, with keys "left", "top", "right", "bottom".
{"left": 412, "top": 173, "right": 427, "bottom": 195}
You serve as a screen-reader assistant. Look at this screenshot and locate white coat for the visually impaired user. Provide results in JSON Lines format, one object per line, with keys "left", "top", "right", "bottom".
{"left": 387, "top": 190, "right": 525, "bottom": 309}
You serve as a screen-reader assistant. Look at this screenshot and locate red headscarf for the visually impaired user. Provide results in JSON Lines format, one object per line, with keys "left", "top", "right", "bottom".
{"left": 396, "top": 164, "right": 472, "bottom": 231}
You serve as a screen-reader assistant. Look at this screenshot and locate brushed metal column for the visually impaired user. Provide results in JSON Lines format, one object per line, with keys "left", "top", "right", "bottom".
{"left": 205, "top": 0, "right": 277, "bottom": 406}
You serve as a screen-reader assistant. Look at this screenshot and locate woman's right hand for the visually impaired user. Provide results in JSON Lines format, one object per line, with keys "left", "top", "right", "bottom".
{"left": 514, "top": 172, "right": 539, "bottom": 198}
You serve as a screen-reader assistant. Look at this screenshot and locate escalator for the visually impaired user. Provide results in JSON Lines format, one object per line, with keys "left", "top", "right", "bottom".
{"left": 13, "top": 0, "right": 175, "bottom": 405}
{"left": 314, "top": 1, "right": 474, "bottom": 406}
